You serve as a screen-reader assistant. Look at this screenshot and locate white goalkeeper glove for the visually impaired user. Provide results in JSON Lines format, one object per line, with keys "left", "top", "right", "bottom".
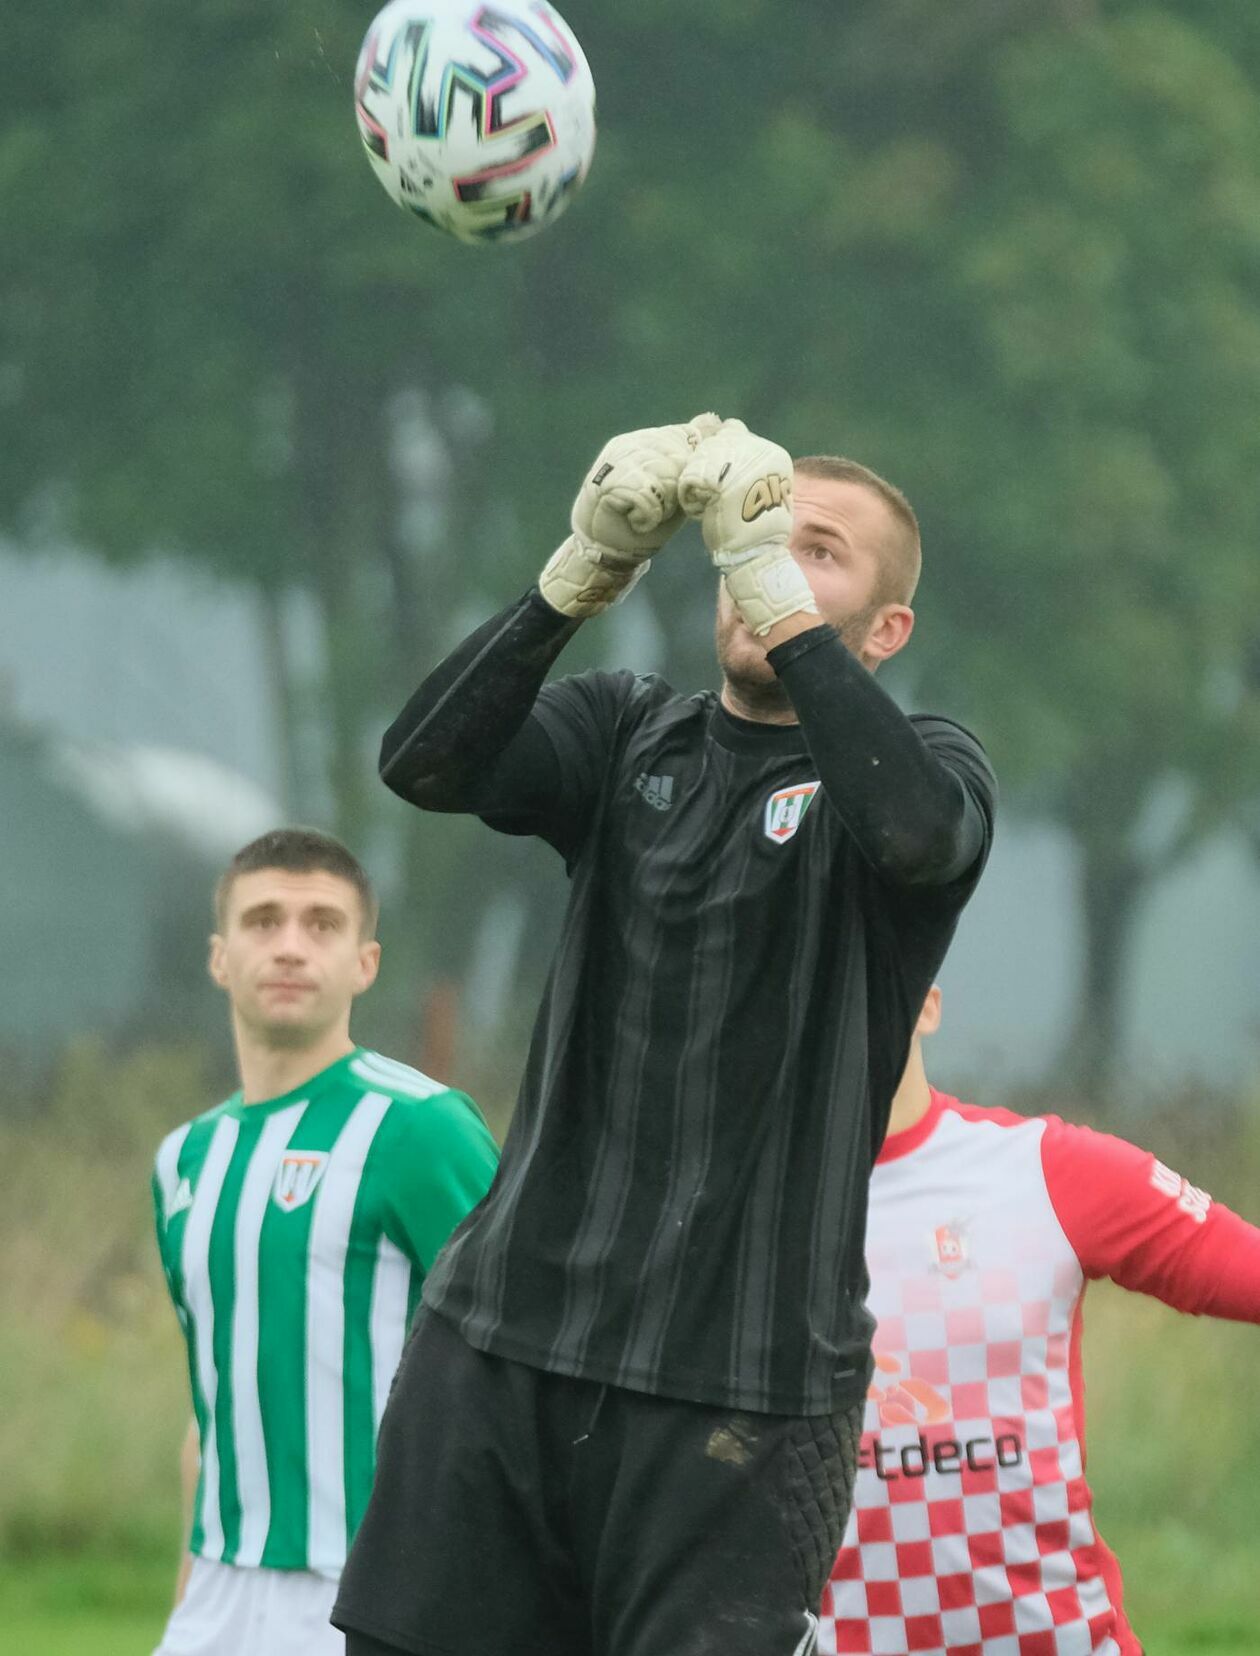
{"left": 539, "top": 413, "right": 723, "bottom": 619}
{"left": 677, "top": 419, "right": 819, "bottom": 637}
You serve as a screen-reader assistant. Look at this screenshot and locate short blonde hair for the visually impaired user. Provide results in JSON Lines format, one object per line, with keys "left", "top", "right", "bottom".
{"left": 794, "top": 455, "right": 921, "bottom": 606}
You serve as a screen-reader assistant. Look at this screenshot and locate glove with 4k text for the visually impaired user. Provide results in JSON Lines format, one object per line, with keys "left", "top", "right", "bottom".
{"left": 539, "top": 413, "right": 723, "bottom": 619}
{"left": 677, "top": 419, "right": 819, "bottom": 637}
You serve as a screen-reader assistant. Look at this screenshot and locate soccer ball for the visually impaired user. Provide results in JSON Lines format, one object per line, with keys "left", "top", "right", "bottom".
{"left": 354, "top": 0, "right": 597, "bottom": 244}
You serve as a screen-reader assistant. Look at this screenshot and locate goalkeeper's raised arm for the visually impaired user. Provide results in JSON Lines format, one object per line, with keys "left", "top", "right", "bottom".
{"left": 377, "top": 415, "right": 719, "bottom": 818}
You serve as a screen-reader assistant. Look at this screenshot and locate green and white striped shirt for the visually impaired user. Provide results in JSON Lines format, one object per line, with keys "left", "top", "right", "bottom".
{"left": 152, "top": 1048, "right": 498, "bottom": 1577}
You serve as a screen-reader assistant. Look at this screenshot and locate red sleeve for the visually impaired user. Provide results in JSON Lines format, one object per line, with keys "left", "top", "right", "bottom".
{"left": 1039, "top": 1116, "right": 1260, "bottom": 1322}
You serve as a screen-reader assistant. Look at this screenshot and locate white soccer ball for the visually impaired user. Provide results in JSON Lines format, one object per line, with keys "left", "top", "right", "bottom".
{"left": 354, "top": 0, "right": 597, "bottom": 245}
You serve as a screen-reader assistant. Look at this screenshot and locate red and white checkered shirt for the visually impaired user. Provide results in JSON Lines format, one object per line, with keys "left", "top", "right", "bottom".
{"left": 821, "top": 1088, "right": 1260, "bottom": 1656}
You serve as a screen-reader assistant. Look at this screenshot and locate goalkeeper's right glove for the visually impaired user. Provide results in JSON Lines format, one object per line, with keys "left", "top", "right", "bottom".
{"left": 677, "top": 419, "right": 819, "bottom": 637}
{"left": 539, "top": 414, "right": 723, "bottom": 619}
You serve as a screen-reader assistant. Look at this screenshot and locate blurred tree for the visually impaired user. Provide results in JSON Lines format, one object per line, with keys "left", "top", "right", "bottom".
{"left": 2, "top": 0, "right": 1258, "bottom": 1094}
{"left": 0, "top": 0, "right": 535, "bottom": 1034}
{"left": 577, "top": 1, "right": 1260, "bottom": 1095}
{"left": 894, "top": 10, "right": 1260, "bottom": 1097}
{"left": 624, "top": 0, "right": 1260, "bottom": 1096}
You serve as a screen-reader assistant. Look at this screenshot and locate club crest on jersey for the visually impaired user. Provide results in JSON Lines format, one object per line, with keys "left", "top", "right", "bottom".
{"left": 763, "top": 781, "right": 820, "bottom": 844}
{"left": 930, "top": 1219, "right": 969, "bottom": 1279}
{"left": 273, "top": 1150, "right": 329, "bottom": 1212}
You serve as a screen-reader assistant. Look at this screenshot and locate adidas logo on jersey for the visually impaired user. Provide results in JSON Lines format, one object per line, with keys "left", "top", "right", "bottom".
{"left": 167, "top": 1176, "right": 194, "bottom": 1218}
{"left": 634, "top": 772, "right": 674, "bottom": 811}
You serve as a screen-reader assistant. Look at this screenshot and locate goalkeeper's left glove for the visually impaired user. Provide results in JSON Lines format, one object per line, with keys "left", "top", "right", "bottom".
{"left": 677, "top": 419, "right": 819, "bottom": 637}
{"left": 539, "top": 413, "right": 722, "bottom": 619}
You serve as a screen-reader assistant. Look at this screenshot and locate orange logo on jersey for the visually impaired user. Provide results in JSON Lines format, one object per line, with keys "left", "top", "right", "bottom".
{"left": 930, "top": 1220, "right": 969, "bottom": 1278}
{"left": 868, "top": 1352, "right": 951, "bottom": 1428}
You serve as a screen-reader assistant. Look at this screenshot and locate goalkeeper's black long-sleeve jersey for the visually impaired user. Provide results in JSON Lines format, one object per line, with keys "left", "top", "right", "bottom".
{"left": 384, "top": 589, "right": 997, "bottom": 1414}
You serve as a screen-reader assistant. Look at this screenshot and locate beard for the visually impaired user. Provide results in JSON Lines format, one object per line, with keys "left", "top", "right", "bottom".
{"left": 715, "top": 597, "right": 882, "bottom": 718}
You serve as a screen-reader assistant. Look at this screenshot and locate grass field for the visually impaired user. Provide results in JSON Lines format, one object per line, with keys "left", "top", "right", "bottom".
{"left": 0, "top": 1556, "right": 169, "bottom": 1655}
{"left": 6, "top": 1303, "right": 1260, "bottom": 1654}
{"left": 2, "top": 1045, "right": 1259, "bottom": 1652}
{"left": 2, "top": 1534, "right": 1260, "bottom": 1654}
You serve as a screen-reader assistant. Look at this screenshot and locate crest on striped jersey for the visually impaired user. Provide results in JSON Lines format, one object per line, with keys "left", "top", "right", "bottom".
{"left": 272, "top": 1150, "right": 329, "bottom": 1212}
{"left": 763, "top": 780, "right": 820, "bottom": 844}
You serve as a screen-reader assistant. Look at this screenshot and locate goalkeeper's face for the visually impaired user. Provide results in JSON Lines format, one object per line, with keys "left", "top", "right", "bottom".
{"left": 716, "top": 476, "right": 911, "bottom": 697}
{"left": 209, "top": 868, "right": 381, "bottom": 1049}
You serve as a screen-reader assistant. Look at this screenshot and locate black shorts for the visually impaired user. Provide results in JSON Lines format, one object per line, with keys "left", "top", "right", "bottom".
{"left": 334, "top": 1307, "right": 861, "bottom": 1656}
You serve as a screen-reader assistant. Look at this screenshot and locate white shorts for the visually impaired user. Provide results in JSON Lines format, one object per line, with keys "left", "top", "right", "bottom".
{"left": 153, "top": 1556, "right": 344, "bottom": 1656}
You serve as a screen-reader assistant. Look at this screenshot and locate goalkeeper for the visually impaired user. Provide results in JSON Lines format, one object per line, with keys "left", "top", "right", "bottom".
{"left": 334, "top": 417, "right": 997, "bottom": 1656}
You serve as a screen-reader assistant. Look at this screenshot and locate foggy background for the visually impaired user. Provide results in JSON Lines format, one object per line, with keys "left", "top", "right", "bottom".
{"left": 3, "top": 534, "right": 1258, "bottom": 1091}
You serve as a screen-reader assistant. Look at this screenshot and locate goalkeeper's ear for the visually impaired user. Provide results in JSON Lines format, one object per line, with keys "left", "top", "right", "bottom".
{"left": 857, "top": 603, "right": 915, "bottom": 669}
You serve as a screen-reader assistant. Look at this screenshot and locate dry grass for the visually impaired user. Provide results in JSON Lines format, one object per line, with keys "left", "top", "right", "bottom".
{"left": 0, "top": 1043, "right": 203, "bottom": 1557}
{"left": 1, "top": 1044, "right": 1258, "bottom": 1647}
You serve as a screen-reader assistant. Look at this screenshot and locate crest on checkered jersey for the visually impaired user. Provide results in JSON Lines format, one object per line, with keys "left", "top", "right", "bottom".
{"left": 930, "top": 1218, "right": 970, "bottom": 1278}
{"left": 273, "top": 1150, "right": 329, "bottom": 1212}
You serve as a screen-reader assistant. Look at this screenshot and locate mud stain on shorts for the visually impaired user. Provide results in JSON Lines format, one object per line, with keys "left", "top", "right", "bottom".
{"left": 705, "top": 1413, "right": 759, "bottom": 1466}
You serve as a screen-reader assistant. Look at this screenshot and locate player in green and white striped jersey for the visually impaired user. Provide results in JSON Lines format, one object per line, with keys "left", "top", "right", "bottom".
{"left": 151, "top": 829, "right": 498, "bottom": 1656}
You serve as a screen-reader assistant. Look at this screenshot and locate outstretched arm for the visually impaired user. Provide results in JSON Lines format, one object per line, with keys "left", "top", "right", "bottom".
{"left": 1042, "top": 1118, "right": 1260, "bottom": 1321}
{"left": 381, "top": 415, "right": 719, "bottom": 817}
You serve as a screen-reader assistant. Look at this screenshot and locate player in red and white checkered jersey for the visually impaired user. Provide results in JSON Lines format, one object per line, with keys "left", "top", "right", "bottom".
{"left": 821, "top": 987, "right": 1260, "bottom": 1656}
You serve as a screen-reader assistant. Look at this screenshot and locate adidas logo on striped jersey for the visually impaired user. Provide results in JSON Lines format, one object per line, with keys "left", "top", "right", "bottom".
{"left": 167, "top": 1176, "right": 194, "bottom": 1218}
{"left": 634, "top": 772, "right": 674, "bottom": 811}
{"left": 350, "top": 1051, "right": 449, "bottom": 1099}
